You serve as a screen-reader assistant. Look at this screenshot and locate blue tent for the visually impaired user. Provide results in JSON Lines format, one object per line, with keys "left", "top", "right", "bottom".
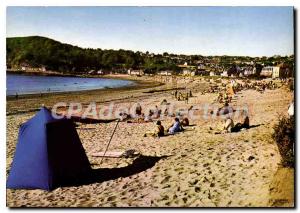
{"left": 7, "top": 107, "right": 91, "bottom": 191}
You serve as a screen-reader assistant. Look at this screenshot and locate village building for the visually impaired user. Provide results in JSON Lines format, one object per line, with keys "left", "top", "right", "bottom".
{"left": 127, "top": 69, "right": 144, "bottom": 76}
{"left": 221, "top": 71, "right": 228, "bottom": 77}
{"left": 182, "top": 69, "right": 196, "bottom": 76}
{"left": 260, "top": 66, "right": 279, "bottom": 78}
{"left": 178, "top": 62, "right": 197, "bottom": 70}
{"left": 158, "top": 70, "right": 173, "bottom": 76}
{"left": 197, "top": 70, "right": 209, "bottom": 76}
{"left": 271, "top": 67, "right": 281, "bottom": 78}
{"left": 40, "top": 66, "right": 47, "bottom": 72}
{"left": 197, "top": 64, "right": 206, "bottom": 70}
{"left": 88, "top": 70, "right": 96, "bottom": 74}
{"left": 244, "top": 67, "right": 256, "bottom": 76}
{"left": 275, "top": 63, "right": 293, "bottom": 78}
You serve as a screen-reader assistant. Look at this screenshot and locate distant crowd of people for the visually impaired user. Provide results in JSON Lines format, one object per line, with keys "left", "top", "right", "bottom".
{"left": 144, "top": 117, "right": 190, "bottom": 137}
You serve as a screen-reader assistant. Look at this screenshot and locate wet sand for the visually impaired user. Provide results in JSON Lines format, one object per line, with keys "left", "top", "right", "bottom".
{"left": 6, "top": 76, "right": 294, "bottom": 207}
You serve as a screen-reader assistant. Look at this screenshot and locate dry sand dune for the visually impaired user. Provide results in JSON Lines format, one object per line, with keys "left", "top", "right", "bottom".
{"left": 6, "top": 79, "right": 294, "bottom": 207}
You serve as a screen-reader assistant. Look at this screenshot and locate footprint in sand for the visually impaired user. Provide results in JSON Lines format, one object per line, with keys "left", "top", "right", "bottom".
{"left": 161, "top": 176, "right": 171, "bottom": 184}
{"left": 195, "top": 186, "right": 201, "bottom": 193}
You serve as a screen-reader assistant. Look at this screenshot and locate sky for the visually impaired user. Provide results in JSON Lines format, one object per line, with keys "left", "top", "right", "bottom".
{"left": 6, "top": 6, "right": 294, "bottom": 57}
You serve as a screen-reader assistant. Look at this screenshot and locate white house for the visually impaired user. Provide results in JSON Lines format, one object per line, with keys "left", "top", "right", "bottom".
{"left": 271, "top": 67, "right": 281, "bottom": 78}
{"left": 40, "top": 66, "right": 47, "bottom": 72}
{"left": 221, "top": 71, "right": 228, "bottom": 77}
{"left": 128, "top": 69, "right": 144, "bottom": 75}
{"left": 158, "top": 70, "right": 173, "bottom": 76}
{"left": 244, "top": 67, "right": 256, "bottom": 76}
{"left": 97, "top": 70, "right": 104, "bottom": 75}
{"left": 260, "top": 66, "right": 280, "bottom": 78}
{"left": 210, "top": 71, "right": 216, "bottom": 76}
{"left": 197, "top": 64, "right": 205, "bottom": 70}
{"left": 183, "top": 69, "right": 196, "bottom": 76}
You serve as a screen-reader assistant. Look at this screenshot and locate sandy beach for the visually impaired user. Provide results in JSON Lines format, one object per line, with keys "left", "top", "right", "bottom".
{"left": 6, "top": 76, "right": 294, "bottom": 207}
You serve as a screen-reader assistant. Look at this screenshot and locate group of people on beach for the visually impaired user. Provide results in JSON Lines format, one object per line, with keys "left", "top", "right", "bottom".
{"left": 144, "top": 117, "right": 190, "bottom": 137}
{"left": 173, "top": 89, "right": 193, "bottom": 103}
{"left": 219, "top": 111, "right": 250, "bottom": 134}
{"left": 119, "top": 103, "right": 166, "bottom": 123}
{"left": 118, "top": 101, "right": 190, "bottom": 137}
{"left": 120, "top": 77, "right": 292, "bottom": 138}
{"left": 203, "top": 78, "right": 286, "bottom": 102}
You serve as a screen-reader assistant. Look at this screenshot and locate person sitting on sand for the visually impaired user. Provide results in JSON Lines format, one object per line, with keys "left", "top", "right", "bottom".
{"left": 135, "top": 103, "right": 142, "bottom": 116}
{"left": 163, "top": 108, "right": 169, "bottom": 116}
{"left": 144, "top": 120, "right": 165, "bottom": 137}
{"left": 185, "top": 93, "right": 189, "bottom": 104}
{"left": 181, "top": 117, "right": 189, "bottom": 127}
{"left": 217, "top": 92, "right": 223, "bottom": 103}
{"left": 161, "top": 99, "right": 168, "bottom": 105}
{"left": 168, "top": 117, "right": 184, "bottom": 134}
{"left": 152, "top": 105, "right": 160, "bottom": 119}
{"left": 222, "top": 116, "right": 234, "bottom": 133}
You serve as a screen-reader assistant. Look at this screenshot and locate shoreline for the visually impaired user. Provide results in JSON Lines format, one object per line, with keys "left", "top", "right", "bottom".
{"left": 7, "top": 71, "right": 163, "bottom": 99}
{"left": 6, "top": 73, "right": 170, "bottom": 115}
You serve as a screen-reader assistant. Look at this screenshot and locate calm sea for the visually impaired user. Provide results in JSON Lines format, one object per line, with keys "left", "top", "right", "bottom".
{"left": 7, "top": 73, "right": 135, "bottom": 96}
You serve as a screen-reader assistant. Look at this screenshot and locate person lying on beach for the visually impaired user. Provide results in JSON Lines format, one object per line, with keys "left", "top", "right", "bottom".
{"left": 168, "top": 117, "right": 184, "bottom": 134}
{"left": 119, "top": 112, "right": 131, "bottom": 121}
{"left": 143, "top": 113, "right": 153, "bottom": 122}
{"left": 231, "top": 113, "right": 250, "bottom": 132}
{"left": 127, "top": 113, "right": 152, "bottom": 123}
{"left": 210, "top": 102, "right": 235, "bottom": 116}
{"left": 143, "top": 120, "right": 165, "bottom": 137}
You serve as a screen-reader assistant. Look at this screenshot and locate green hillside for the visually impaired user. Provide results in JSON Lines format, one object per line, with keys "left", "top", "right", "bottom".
{"left": 6, "top": 36, "right": 178, "bottom": 74}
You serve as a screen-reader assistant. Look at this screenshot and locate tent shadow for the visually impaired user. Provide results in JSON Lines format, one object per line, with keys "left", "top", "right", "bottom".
{"left": 58, "top": 155, "right": 169, "bottom": 188}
